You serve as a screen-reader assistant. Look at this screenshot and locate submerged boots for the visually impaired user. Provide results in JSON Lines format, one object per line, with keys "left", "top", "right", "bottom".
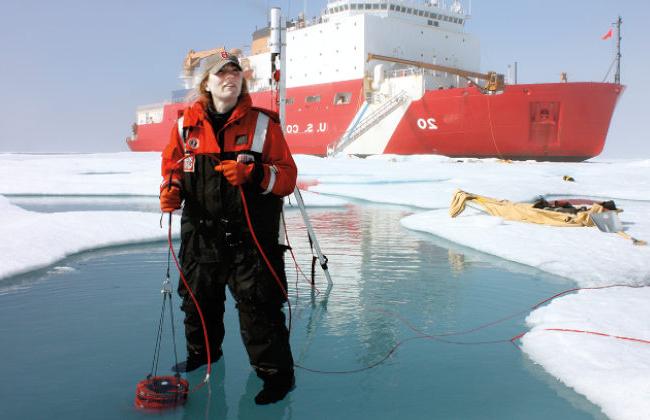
{"left": 254, "top": 369, "right": 295, "bottom": 405}
{"left": 172, "top": 348, "right": 223, "bottom": 373}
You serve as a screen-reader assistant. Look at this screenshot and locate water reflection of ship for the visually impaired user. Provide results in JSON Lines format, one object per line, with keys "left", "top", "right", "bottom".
{"left": 287, "top": 205, "right": 466, "bottom": 367}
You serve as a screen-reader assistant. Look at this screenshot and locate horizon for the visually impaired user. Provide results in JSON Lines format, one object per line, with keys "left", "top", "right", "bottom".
{"left": 0, "top": 0, "right": 648, "bottom": 158}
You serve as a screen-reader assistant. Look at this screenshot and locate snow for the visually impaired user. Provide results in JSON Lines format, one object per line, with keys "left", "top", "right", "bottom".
{"left": 1, "top": 152, "right": 649, "bottom": 419}
{"left": 0, "top": 194, "right": 180, "bottom": 280}
{"left": 521, "top": 287, "right": 650, "bottom": 420}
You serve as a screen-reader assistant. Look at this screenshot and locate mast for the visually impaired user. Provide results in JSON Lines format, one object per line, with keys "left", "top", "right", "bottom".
{"left": 269, "top": 7, "right": 333, "bottom": 289}
{"left": 614, "top": 16, "right": 622, "bottom": 84}
{"left": 269, "top": 7, "right": 284, "bottom": 120}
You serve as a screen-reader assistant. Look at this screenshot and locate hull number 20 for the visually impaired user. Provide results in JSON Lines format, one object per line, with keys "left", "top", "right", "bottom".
{"left": 416, "top": 118, "right": 438, "bottom": 130}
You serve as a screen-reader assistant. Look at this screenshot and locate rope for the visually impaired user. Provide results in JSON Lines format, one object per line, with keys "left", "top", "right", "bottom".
{"left": 149, "top": 289, "right": 167, "bottom": 377}
{"left": 148, "top": 241, "right": 179, "bottom": 378}
{"left": 168, "top": 287, "right": 181, "bottom": 376}
{"left": 164, "top": 241, "right": 182, "bottom": 372}
{"left": 602, "top": 56, "right": 617, "bottom": 83}
{"left": 281, "top": 211, "right": 322, "bottom": 299}
{"left": 296, "top": 284, "right": 650, "bottom": 375}
{"left": 239, "top": 186, "right": 292, "bottom": 332}
{"left": 486, "top": 94, "right": 504, "bottom": 159}
{"left": 542, "top": 328, "right": 650, "bottom": 345}
{"left": 166, "top": 214, "right": 212, "bottom": 388}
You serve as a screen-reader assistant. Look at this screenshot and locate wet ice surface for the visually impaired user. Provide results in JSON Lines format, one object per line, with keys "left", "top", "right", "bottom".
{"left": 0, "top": 205, "right": 605, "bottom": 419}
{"left": 2, "top": 153, "right": 649, "bottom": 419}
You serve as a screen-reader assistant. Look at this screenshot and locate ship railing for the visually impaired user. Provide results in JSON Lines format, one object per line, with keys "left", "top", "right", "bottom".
{"left": 387, "top": 67, "right": 425, "bottom": 78}
{"left": 328, "top": 90, "right": 410, "bottom": 156}
{"left": 387, "top": 67, "right": 465, "bottom": 81}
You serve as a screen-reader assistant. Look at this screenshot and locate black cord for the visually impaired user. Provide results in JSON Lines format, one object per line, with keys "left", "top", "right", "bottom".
{"left": 150, "top": 294, "right": 166, "bottom": 377}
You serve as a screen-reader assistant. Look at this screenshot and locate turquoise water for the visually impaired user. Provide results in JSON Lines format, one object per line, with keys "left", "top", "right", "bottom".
{"left": 0, "top": 201, "right": 606, "bottom": 419}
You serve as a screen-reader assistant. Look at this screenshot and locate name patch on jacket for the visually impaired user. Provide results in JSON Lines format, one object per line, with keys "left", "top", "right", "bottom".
{"left": 183, "top": 155, "right": 195, "bottom": 173}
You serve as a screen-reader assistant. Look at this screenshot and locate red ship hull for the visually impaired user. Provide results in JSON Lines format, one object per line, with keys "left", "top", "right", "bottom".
{"left": 127, "top": 80, "right": 623, "bottom": 161}
{"left": 388, "top": 82, "right": 623, "bottom": 161}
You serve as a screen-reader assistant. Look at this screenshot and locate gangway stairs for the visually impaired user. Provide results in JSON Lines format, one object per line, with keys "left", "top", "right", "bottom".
{"left": 327, "top": 91, "right": 410, "bottom": 156}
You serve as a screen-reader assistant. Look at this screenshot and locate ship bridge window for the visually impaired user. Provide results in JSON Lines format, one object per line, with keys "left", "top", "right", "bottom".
{"left": 306, "top": 95, "right": 321, "bottom": 103}
{"left": 351, "top": 3, "right": 357, "bottom": 9}
{"left": 459, "top": 18, "right": 463, "bottom": 24}
{"left": 365, "top": 4, "right": 371, "bottom": 9}
{"left": 381, "top": 4, "right": 387, "bottom": 9}
{"left": 285, "top": 97, "right": 295, "bottom": 105}
{"left": 333, "top": 93, "right": 352, "bottom": 105}
{"left": 389, "top": 4, "right": 395, "bottom": 10}
{"left": 407, "top": 8, "right": 412, "bottom": 14}
{"left": 372, "top": 4, "right": 379, "bottom": 9}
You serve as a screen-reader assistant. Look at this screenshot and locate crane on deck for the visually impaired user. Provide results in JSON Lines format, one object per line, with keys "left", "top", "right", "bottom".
{"left": 367, "top": 53, "right": 505, "bottom": 93}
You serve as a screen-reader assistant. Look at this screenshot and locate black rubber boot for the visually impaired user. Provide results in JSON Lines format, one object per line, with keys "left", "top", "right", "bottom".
{"left": 172, "top": 348, "right": 222, "bottom": 373}
{"left": 254, "top": 370, "right": 295, "bottom": 405}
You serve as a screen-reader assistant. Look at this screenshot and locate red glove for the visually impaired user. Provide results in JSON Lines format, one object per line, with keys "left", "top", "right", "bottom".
{"left": 160, "top": 185, "right": 182, "bottom": 212}
{"left": 214, "top": 160, "right": 254, "bottom": 186}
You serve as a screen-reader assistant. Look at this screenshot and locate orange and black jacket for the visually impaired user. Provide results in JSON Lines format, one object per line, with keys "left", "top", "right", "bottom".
{"left": 160, "top": 94, "right": 297, "bottom": 261}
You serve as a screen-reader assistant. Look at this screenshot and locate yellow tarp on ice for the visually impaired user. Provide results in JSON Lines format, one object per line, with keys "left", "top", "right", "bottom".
{"left": 449, "top": 190, "right": 607, "bottom": 227}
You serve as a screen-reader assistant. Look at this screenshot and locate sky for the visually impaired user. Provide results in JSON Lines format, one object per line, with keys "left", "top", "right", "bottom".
{"left": 0, "top": 0, "right": 648, "bottom": 157}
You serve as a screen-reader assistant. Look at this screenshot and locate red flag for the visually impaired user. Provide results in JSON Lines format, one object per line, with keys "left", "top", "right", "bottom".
{"left": 601, "top": 28, "right": 613, "bottom": 40}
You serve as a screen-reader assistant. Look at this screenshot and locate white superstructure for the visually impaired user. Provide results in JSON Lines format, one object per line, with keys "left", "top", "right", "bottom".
{"left": 245, "top": 0, "right": 480, "bottom": 91}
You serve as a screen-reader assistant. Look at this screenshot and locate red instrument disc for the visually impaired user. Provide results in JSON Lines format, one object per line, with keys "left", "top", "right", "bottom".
{"left": 134, "top": 375, "right": 189, "bottom": 410}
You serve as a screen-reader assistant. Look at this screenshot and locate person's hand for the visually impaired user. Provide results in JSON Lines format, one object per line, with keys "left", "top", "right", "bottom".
{"left": 160, "top": 186, "right": 182, "bottom": 212}
{"left": 214, "top": 160, "right": 253, "bottom": 186}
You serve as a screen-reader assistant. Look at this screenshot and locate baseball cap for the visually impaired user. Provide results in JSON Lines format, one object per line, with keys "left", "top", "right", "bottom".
{"left": 206, "top": 50, "right": 242, "bottom": 74}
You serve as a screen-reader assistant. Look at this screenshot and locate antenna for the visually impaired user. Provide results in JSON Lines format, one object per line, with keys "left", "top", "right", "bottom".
{"left": 614, "top": 16, "right": 622, "bottom": 84}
